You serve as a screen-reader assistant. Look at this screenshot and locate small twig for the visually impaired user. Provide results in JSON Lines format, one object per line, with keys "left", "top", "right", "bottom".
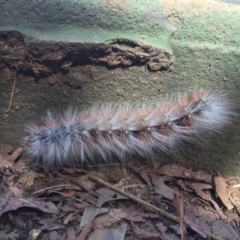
{"left": 6, "top": 70, "right": 17, "bottom": 113}
{"left": 10, "top": 62, "right": 19, "bottom": 70}
{"left": 48, "top": 190, "right": 91, "bottom": 206}
{"left": 28, "top": 56, "right": 39, "bottom": 76}
{"left": 31, "top": 184, "right": 71, "bottom": 195}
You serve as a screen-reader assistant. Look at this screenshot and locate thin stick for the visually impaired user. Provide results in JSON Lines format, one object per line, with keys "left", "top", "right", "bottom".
{"left": 28, "top": 56, "right": 38, "bottom": 76}
{"left": 31, "top": 184, "right": 71, "bottom": 195}
{"left": 48, "top": 190, "right": 91, "bottom": 206}
{"left": 6, "top": 70, "right": 17, "bottom": 113}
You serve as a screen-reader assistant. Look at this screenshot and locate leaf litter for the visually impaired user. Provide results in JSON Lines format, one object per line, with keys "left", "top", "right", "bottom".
{"left": 0, "top": 142, "right": 240, "bottom": 239}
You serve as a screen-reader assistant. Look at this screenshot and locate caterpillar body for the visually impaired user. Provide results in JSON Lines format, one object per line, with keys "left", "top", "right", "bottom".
{"left": 25, "top": 90, "right": 234, "bottom": 168}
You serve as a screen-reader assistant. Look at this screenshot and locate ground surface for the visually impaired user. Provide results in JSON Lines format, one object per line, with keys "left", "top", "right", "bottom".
{"left": 0, "top": 143, "right": 240, "bottom": 240}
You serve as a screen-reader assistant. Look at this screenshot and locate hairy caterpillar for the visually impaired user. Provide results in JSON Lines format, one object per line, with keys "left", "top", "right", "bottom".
{"left": 25, "top": 90, "right": 235, "bottom": 168}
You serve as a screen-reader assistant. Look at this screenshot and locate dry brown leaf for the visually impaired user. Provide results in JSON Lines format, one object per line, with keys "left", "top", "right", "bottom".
{"left": 65, "top": 227, "right": 76, "bottom": 240}
{"left": 193, "top": 188, "right": 227, "bottom": 220}
{"left": 125, "top": 212, "right": 160, "bottom": 222}
{"left": 96, "top": 187, "right": 128, "bottom": 207}
{"left": 184, "top": 216, "right": 207, "bottom": 238}
{"left": 210, "top": 220, "right": 240, "bottom": 239}
{"left": 19, "top": 169, "right": 44, "bottom": 186}
{"left": 17, "top": 62, "right": 32, "bottom": 71}
{"left": 73, "top": 203, "right": 89, "bottom": 209}
{"left": 158, "top": 164, "right": 212, "bottom": 183}
{"left": 156, "top": 222, "right": 180, "bottom": 240}
{"left": 63, "top": 212, "right": 80, "bottom": 225}
{"left": 80, "top": 207, "right": 109, "bottom": 229}
{"left": 0, "top": 187, "right": 59, "bottom": 218}
{"left": 94, "top": 208, "right": 127, "bottom": 229}
{"left": 78, "top": 207, "right": 127, "bottom": 240}
{"left": 152, "top": 174, "right": 179, "bottom": 200}
{"left": 139, "top": 171, "right": 152, "bottom": 186}
{"left": 228, "top": 188, "right": 240, "bottom": 212}
{"left": 74, "top": 175, "right": 96, "bottom": 190}
{"left": 77, "top": 222, "right": 95, "bottom": 240}
{"left": 215, "top": 176, "right": 234, "bottom": 211}
{"left": 177, "top": 180, "right": 194, "bottom": 192}
{"left": 132, "top": 224, "right": 164, "bottom": 239}
{"left": 188, "top": 183, "right": 212, "bottom": 191}
{"left": 125, "top": 212, "right": 145, "bottom": 222}
{"left": 173, "top": 194, "right": 186, "bottom": 238}
{"left": 60, "top": 189, "right": 77, "bottom": 198}
{"left": 88, "top": 222, "right": 127, "bottom": 240}
{"left": 41, "top": 223, "right": 66, "bottom": 231}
